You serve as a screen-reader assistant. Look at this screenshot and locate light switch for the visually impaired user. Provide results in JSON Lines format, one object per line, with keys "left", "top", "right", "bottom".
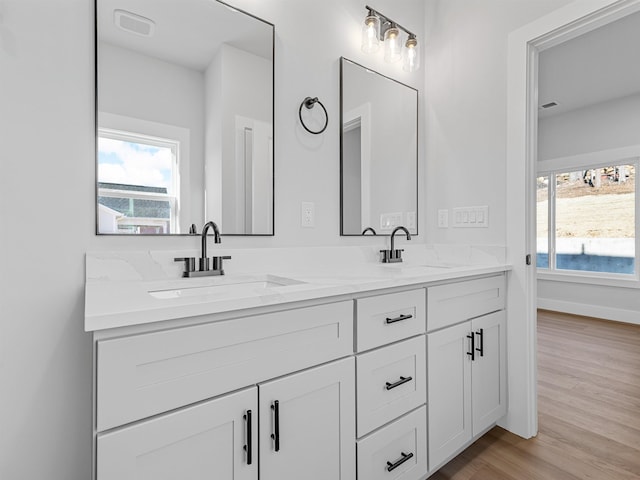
{"left": 453, "top": 206, "right": 488, "bottom": 228}
{"left": 438, "top": 209, "right": 448, "bottom": 228}
{"left": 301, "top": 202, "right": 315, "bottom": 227}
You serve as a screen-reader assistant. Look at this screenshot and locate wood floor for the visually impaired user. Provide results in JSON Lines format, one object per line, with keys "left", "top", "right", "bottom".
{"left": 429, "top": 309, "right": 640, "bottom": 480}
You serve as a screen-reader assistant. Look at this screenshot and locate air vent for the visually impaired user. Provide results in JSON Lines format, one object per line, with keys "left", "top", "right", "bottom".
{"left": 540, "top": 101, "right": 558, "bottom": 109}
{"left": 114, "top": 9, "right": 155, "bottom": 37}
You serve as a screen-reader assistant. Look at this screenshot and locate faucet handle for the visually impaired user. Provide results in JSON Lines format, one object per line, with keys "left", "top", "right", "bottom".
{"left": 174, "top": 257, "right": 196, "bottom": 275}
{"left": 211, "top": 255, "right": 232, "bottom": 272}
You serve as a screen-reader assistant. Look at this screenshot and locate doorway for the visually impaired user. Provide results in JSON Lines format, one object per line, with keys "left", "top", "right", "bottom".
{"left": 506, "top": 0, "right": 640, "bottom": 439}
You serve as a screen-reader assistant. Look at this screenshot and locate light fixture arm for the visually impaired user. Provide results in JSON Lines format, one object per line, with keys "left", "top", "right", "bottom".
{"left": 365, "top": 5, "right": 416, "bottom": 41}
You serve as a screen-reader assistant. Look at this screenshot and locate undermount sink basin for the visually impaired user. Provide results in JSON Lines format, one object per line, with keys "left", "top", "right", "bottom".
{"left": 382, "top": 263, "right": 454, "bottom": 270}
{"left": 148, "top": 275, "right": 305, "bottom": 300}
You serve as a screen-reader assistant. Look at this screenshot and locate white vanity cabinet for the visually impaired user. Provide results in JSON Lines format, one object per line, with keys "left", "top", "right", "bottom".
{"left": 426, "top": 276, "right": 507, "bottom": 471}
{"left": 89, "top": 263, "right": 510, "bottom": 480}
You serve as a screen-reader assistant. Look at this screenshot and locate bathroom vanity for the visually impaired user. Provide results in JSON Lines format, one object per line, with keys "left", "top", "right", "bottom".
{"left": 85, "top": 246, "right": 509, "bottom": 480}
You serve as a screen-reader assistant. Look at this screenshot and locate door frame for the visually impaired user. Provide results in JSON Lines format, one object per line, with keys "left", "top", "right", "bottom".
{"left": 505, "top": 0, "right": 640, "bottom": 438}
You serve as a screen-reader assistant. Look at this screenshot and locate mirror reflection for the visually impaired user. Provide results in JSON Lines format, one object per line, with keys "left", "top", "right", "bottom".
{"left": 96, "top": 0, "right": 274, "bottom": 235}
{"left": 340, "top": 58, "right": 418, "bottom": 236}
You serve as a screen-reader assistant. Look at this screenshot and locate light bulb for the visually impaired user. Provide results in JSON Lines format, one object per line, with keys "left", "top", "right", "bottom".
{"left": 403, "top": 36, "right": 419, "bottom": 72}
{"left": 384, "top": 25, "right": 402, "bottom": 63}
{"left": 361, "top": 14, "right": 380, "bottom": 53}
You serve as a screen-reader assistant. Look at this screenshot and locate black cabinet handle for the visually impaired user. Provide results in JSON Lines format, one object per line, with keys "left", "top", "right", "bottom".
{"left": 385, "top": 313, "right": 413, "bottom": 324}
{"left": 385, "top": 376, "right": 412, "bottom": 390}
{"left": 270, "top": 400, "right": 280, "bottom": 452}
{"left": 475, "top": 328, "right": 484, "bottom": 357}
{"left": 243, "top": 409, "right": 252, "bottom": 464}
{"left": 467, "top": 333, "right": 475, "bottom": 361}
{"left": 386, "top": 452, "right": 414, "bottom": 472}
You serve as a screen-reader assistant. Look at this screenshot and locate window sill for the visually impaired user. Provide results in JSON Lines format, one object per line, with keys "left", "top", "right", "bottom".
{"left": 537, "top": 270, "right": 640, "bottom": 289}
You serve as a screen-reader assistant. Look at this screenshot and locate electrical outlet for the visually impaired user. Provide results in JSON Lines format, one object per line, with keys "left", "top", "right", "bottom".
{"left": 301, "top": 202, "right": 315, "bottom": 228}
{"left": 438, "top": 209, "right": 449, "bottom": 228}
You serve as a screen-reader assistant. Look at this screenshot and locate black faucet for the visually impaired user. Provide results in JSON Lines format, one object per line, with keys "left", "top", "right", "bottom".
{"left": 199, "top": 221, "right": 221, "bottom": 271}
{"left": 175, "top": 221, "right": 231, "bottom": 277}
{"left": 362, "top": 227, "right": 377, "bottom": 235}
{"left": 380, "top": 226, "right": 411, "bottom": 263}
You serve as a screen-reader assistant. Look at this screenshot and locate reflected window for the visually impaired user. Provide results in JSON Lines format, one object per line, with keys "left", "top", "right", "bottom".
{"left": 97, "top": 129, "right": 179, "bottom": 234}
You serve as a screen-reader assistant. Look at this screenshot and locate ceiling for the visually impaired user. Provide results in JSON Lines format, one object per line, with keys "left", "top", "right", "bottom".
{"left": 538, "top": 9, "right": 640, "bottom": 118}
{"left": 97, "top": 0, "right": 272, "bottom": 72}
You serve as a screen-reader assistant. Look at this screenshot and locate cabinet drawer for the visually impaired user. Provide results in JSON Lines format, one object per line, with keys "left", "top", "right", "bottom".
{"left": 97, "top": 301, "right": 353, "bottom": 432}
{"left": 356, "top": 289, "right": 425, "bottom": 352}
{"left": 356, "top": 336, "right": 426, "bottom": 436}
{"left": 427, "top": 275, "right": 505, "bottom": 331}
{"left": 357, "top": 406, "right": 427, "bottom": 480}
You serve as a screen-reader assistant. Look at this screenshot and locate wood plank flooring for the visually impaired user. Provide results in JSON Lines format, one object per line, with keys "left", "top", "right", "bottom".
{"left": 429, "top": 309, "right": 640, "bottom": 480}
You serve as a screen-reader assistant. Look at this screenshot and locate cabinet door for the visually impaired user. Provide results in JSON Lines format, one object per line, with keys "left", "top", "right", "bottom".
{"left": 427, "top": 322, "right": 472, "bottom": 471}
{"left": 259, "top": 357, "right": 356, "bottom": 480}
{"left": 97, "top": 387, "right": 257, "bottom": 480}
{"left": 471, "top": 311, "right": 507, "bottom": 435}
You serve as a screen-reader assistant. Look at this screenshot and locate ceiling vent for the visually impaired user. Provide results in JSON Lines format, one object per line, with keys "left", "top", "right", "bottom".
{"left": 540, "top": 101, "right": 559, "bottom": 109}
{"left": 114, "top": 9, "right": 155, "bottom": 37}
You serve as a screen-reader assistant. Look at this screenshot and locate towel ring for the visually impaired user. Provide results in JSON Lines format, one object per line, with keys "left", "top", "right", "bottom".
{"left": 299, "top": 97, "right": 328, "bottom": 135}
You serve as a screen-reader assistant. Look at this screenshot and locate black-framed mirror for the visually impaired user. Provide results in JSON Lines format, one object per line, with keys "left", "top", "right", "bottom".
{"left": 340, "top": 58, "right": 418, "bottom": 236}
{"left": 95, "top": 0, "right": 274, "bottom": 235}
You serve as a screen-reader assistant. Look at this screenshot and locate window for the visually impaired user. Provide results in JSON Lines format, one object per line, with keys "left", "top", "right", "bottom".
{"left": 97, "top": 129, "right": 179, "bottom": 234}
{"left": 537, "top": 162, "right": 636, "bottom": 278}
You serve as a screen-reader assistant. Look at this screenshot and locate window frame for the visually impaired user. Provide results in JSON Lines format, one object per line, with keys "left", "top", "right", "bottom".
{"left": 537, "top": 156, "right": 640, "bottom": 288}
{"left": 97, "top": 127, "right": 181, "bottom": 234}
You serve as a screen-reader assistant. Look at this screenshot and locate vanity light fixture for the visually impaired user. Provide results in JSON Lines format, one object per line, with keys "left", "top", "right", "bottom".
{"left": 403, "top": 34, "right": 420, "bottom": 72}
{"left": 361, "top": 6, "right": 419, "bottom": 71}
{"left": 361, "top": 11, "right": 381, "bottom": 53}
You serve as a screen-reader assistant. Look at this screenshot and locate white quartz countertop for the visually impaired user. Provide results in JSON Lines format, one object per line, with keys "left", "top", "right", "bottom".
{"left": 85, "top": 245, "right": 511, "bottom": 331}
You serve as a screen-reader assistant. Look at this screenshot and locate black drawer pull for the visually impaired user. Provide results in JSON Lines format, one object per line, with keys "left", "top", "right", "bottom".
{"left": 270, "top": 400, "right": 280, "bottom": 452}
{"left": 385, "top": 376, "right": 412, "bottom": 390}
{"left": 386, "top": 313, "right": 413, "bottom": 324}
{"left": 386, "top": 451, "right": 414, "bottom": 472}
{"left": 467, "top": 332, "right": 475, "bottom": 361}
{"left": 243, "top": 409, "right": 252, "bottom": 464}
{"left": 475, "top": 328, "right": 484, "bottom": 357}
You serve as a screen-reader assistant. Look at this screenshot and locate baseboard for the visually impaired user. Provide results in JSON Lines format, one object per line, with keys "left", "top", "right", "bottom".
{"left": 537, "top": 298, "right": 640, "bottom": 325}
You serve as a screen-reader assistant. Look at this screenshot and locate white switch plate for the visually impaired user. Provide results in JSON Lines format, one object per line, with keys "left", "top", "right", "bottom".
{"left": 437, "top": 209, "right": 448, "bottom": 228}
{"left": 452, "top": 206, "right": 488, "bottom": 228}
{"left": 301, "top": 202, "right": 315, "bottom": 227}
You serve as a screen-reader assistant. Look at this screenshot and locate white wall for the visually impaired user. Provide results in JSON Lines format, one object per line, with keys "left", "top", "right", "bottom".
{"left": 424, "top": 0, "right": 573, "bottom": 245}
{"left": 0, "top": 0, "right": 424, "bottom": 478}
{"left": 537, "top": 92, "right": 640, "bottom": 323}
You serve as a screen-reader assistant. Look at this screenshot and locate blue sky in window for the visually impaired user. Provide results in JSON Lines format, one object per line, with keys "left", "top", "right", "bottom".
{"left": 98, "top": 137, "right": 173, "bottom": 190}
